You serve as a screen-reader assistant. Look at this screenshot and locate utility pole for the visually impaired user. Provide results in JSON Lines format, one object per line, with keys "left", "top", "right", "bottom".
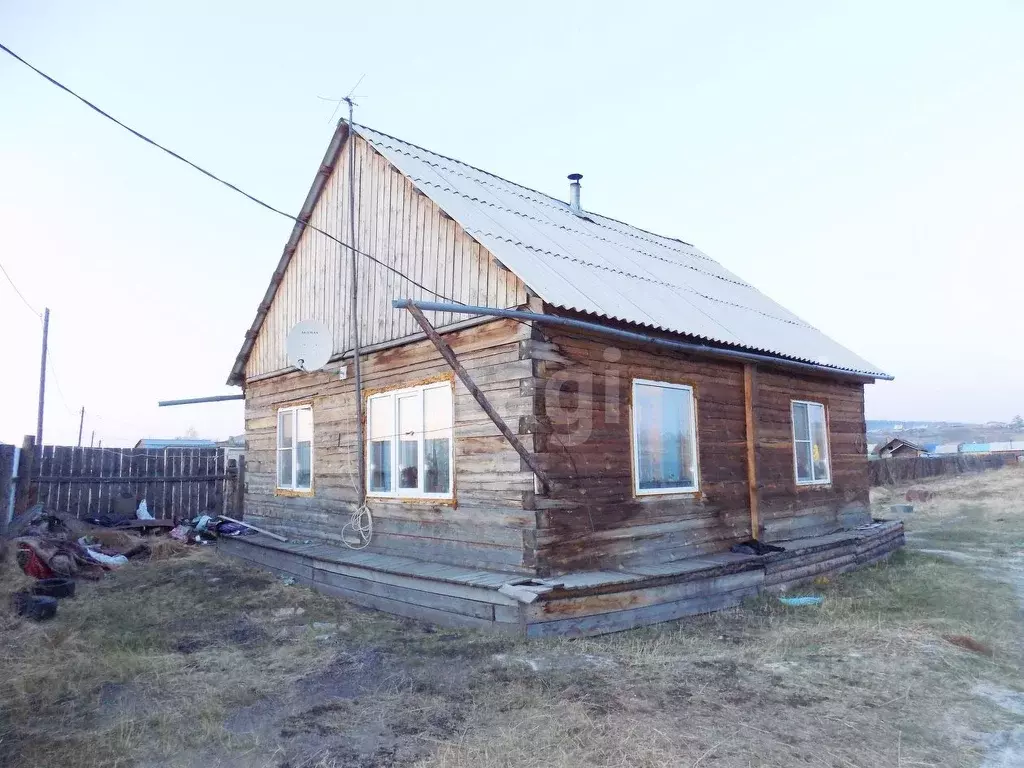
{"left": 35, "top": 307, "right": 49, "bottom": 447}
{"left": 77, "top": 406, "right": 85, "bottom": 447}
{"left": 89, "top": 430, "right": 95, "bottom": 448}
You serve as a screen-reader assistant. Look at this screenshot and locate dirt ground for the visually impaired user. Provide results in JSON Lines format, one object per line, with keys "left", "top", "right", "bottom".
{"left": 2, "top": 467, "right": 1023, "bottom": 768}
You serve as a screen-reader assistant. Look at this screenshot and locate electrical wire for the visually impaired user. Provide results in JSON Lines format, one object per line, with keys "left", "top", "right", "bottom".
{"left": 0, "top": 41, "right": 464, "bottom": 308}
{"left": 0, "top": 41, "right": 547, "bottom": 349}
{"left": 0, "top": 258, "right": 42, "bottom": 319}
{"left": 43, "top": 355, "right": 77, "bottom": 417}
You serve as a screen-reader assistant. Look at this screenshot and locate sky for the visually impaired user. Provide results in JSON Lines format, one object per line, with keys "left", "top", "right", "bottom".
{"left": 1, "top": 1, "right": 1022, "bottom": 447}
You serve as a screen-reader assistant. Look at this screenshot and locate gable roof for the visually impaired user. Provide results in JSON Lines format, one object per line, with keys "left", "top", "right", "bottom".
{"left": 874, "top": 437, "right": 926, "bottom": 454}
{"left": 230, "top": 121, "right": 889, "bottom": 384}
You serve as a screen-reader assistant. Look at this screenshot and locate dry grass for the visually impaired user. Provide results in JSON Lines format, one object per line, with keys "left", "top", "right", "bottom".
{"left": 1, "top": 469, "right": 1022, "bottom": 767}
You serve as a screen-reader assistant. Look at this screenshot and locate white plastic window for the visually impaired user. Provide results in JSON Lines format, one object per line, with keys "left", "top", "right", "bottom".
{"left": 792, "top": 400, "right": 831, "bottom": 485}
{"left": 277, "top": 405, "right": 313, "bottom": 490}
{"left": 631, "top": 379, "right": 700, "bottom": 495}
{"left": 367, "top": 382, "right": 453, "bottom": 498}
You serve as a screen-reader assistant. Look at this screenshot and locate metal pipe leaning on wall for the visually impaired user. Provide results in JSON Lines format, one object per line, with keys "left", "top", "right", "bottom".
{"left": 391, "top": 299, "right": 892, "bottom": 382}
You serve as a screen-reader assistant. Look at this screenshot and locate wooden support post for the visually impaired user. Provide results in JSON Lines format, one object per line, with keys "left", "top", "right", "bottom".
{"left": 743, "top": 364, "right": 760, "bottom": 540}
{"left": 232, "top": 456, "right": 246, "bottom": 518}
{"left": 0, "top": 443, "right": 16, "bottom": 529}
{"left": 36, "top": 308, "right": 49, "bottom": 447}
{"left": 13, "top": 435, "right": 36, "bottom": 519}
{"left": 405, "top": 303, "right": 551, "bottom": 493}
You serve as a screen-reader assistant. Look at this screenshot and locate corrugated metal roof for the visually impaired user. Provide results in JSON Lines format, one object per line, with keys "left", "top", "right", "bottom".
{"left": 134, "top": 438, "right": 218, "bottom": 450}
{"left": 987, "top": 441, "right": 1024, "bottom": 452}
{"left": 355, "top": 124, "right": 888, "bottom": 379}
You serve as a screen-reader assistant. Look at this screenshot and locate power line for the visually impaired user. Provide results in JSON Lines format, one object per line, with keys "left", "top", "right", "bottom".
{"left": 0, "top": 258, "right": 42, "bottom": 319}
{"left": 0, "top": 41, "right": 462, "bottom": 307}
{"left": 46, "top": 355, "right": 77, "bottom": 416}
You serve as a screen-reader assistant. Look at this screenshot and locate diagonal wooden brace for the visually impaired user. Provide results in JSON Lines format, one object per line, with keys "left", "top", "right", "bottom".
{"left": 405, "top": 303, "right": 550, "bottom": 494}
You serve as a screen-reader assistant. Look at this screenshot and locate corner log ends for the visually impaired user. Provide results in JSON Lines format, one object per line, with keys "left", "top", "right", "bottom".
{"left": 404, "top": 304, "right": 551, "bottom": 494}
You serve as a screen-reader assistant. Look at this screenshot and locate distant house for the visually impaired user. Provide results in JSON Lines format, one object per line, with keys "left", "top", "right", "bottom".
{"left": 961, "top": 443, "right": 990, "bottom": 454}
{"left": 134, "top": 438, "right": 218, "bottom": 450}
{"left": 986, "top": 441, "right": 1024, "bottom": 453}
{"left": 217, "top": 435, "right": 246, "bottom": 466}
{"left": 874, "top": 437, "right": 927, "bottom": 458}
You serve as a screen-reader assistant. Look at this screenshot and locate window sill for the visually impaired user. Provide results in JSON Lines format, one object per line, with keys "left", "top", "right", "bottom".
{"left": 275, "top": 488, "right": 314, "bottom": 498}
{"left": 367, "top": 494, "right": 455, "bottom": 506}
{"left": 634, "top": 488, "right": 702, "bottom": 499}
{"left": 794, "top": 480, "right": 832, "bottom": 490}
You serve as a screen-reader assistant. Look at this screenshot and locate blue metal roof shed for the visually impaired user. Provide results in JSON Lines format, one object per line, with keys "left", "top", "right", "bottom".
{"left": 134, "top": 438, "right": 218, "bottom": 450}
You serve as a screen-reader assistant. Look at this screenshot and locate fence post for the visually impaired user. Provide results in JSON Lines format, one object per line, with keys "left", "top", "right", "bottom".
{"left": 12, "top": 435, "right": 36, "bottom": 519}
{"left": 0, "top": 443, "right": 16, "bottom": 530}
{"left": 231, "top": 456, "right": 246, "bottom": 519}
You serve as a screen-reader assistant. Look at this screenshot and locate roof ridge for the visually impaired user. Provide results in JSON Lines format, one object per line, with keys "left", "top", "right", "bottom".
{"left": 352, "top": 121, "right": 717, "bottom": 261}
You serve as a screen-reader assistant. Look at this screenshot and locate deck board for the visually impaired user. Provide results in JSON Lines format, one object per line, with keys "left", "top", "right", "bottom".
{"left": 220, "top": 520, "right": 905, "bottom": 637}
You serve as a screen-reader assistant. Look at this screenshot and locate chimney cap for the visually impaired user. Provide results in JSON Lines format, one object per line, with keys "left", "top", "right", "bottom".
{"left": 568, "top": 173, "right": 583, "bottom": 181}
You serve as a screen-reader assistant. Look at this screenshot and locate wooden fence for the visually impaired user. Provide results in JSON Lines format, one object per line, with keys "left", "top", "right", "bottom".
{"left": 869, "top": 452, "right": 1022, "bottom": 486}
{"left": 3, "top": 437, "right": 244, "bottom": 523}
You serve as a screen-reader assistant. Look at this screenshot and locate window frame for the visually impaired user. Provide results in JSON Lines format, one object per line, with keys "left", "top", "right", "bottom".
{"left": 630, "top": 378, "right": 701, "bottom": 497}
{"left": 366, "top": 380, "right": 455, "bottom": 501}
{"left": 791, "top": 399, "right": 831, "bottom": 486}
{"left": 276, "top": 404, "right": 314, "bottom": 493}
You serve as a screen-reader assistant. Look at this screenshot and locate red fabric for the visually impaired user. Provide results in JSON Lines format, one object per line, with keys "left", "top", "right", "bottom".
{"left": 17, "top": 543, "right": 54, "bottom": 579}
{"left": 15, "top": 537, "right": 105, "bottom": 579}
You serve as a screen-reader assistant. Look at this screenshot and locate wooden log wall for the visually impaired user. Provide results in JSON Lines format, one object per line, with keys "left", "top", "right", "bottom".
{"left": 26, "top": 446, "right": 227, "bottom": 520}
{"left": 245, "top": 134, "right": 528, "bottom": 379}
{"left": 526, "top": 324, "right": 871, "bottom": 574}
{"left": 243, "top": 319, "right": 538, "bottom": 573}
{"left": 754, "top": 368, "right": 870, "bottom": 541}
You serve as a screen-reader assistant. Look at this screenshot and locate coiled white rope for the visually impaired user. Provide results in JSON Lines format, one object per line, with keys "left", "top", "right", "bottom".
{"left": 341, "top": 503, "right": 373, "bottom": 549}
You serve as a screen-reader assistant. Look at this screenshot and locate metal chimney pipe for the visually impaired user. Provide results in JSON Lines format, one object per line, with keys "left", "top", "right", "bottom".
{"left": 568, "top": 173, "right": 583, "bottom": 215}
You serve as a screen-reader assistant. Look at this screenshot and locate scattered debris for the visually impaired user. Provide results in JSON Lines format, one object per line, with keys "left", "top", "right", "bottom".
{"left": 11, "top": 591, "right": 57, "bottom": 621}
{"left": 905, "top": 487, "right": 933, "bottom": 502}
{"left": 891, "top": 504, "right": 914, "bottom": 515}
{"left": 218, "top": 514, "right": 288, "bottom": 542}
{"left": 498, "top": 580, "right": 559, "bottom": 604}
{"left": 136, "top": 499, "right": 154, "bottom": 520}
{"left": 4, "top": 502, "right": 253, "bottom": 607}
{"left": 731, "top": 540, "right": 785, "bottom": 556}
{"left": 779, "top": 596, "right": 824, "bottom": 607}
{"left": 943, "top": 634, "right": 993, "bottom": 656}
{"left": 32, "top": 577, "right": 75, "bottom": 599}
{"left": 16, "top": 537, "right": 105, "bottom": 579}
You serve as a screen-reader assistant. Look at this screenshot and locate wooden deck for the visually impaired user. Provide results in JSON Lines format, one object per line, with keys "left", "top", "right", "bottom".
{"left": 219, "top": 520, "right": 905, "bottom": 638}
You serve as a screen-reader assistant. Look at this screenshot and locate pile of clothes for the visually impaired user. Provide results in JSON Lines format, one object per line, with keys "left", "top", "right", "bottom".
{"left": 11, "top": 505, "right": 152, "bottom": 579}
{"left": 10, "top": 501, "right": 259, "bottom": 582}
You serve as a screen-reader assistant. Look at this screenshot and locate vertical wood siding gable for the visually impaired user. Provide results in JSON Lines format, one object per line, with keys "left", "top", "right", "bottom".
{"left": 245, "top": 136, "right": 528, "bottom": 380}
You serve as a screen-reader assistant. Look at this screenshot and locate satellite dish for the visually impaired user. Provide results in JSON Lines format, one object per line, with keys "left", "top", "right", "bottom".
{"left": 286, "top": 320, "right": 332, "bottom": 372}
